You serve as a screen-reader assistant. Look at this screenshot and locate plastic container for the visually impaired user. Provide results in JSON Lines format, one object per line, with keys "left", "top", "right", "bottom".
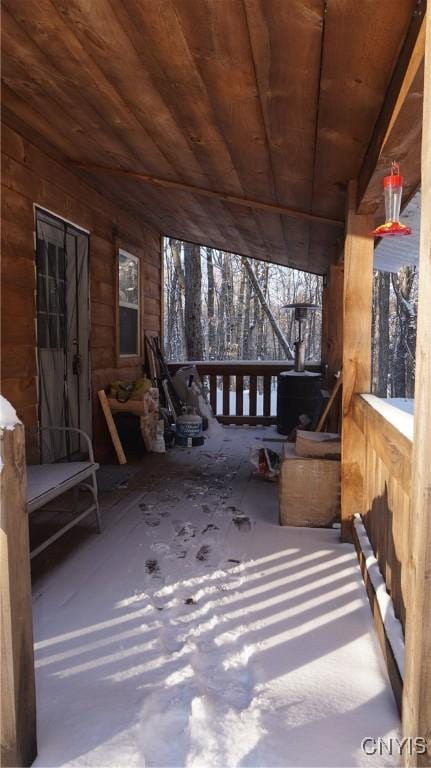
{"left": 175, "top": 407, "right": 203, "bottom": 446}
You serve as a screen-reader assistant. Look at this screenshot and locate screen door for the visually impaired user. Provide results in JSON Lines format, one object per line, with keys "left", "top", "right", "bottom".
{"left": 36, "top": 209, "right": 91, "bottom": 462}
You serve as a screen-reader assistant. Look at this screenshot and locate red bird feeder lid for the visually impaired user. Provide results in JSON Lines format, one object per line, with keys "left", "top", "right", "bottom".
{"left": 370, "top": 161, "right": 412, "bottom": 238}
{"left": 383, "top": 173, "right": 403, "bottom": 188}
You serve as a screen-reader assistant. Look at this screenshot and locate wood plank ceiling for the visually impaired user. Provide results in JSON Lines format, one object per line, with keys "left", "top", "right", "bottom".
{"left": 1, "top": 0, "right": 421, "bottom": 274}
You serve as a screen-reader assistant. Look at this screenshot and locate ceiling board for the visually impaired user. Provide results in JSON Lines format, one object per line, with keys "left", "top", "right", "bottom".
{"left": 359, "top": 63, "right": 423, "bottom": 219}
{"left": 312, "top": 0, "right": 418, "bottom": 220}
{"left": 1, "top": 0, "right": 421, "bottom": 274}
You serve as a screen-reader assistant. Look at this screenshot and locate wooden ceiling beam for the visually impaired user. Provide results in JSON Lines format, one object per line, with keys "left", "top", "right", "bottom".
{"left": 70, "top": 162, "right": 344, "bottom": 228}
{"left": 357, "top": 1, "right": 426, "bottom": 210}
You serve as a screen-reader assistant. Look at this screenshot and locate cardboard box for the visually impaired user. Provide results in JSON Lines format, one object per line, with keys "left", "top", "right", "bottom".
{"left": 279, "top": 444, "right": 340, "bottom": 527}
{"left": 295, "top": 429, "right": 341, "bottom": 459}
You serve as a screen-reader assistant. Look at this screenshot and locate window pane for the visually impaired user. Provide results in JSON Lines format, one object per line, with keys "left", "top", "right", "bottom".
{"left": 58, "top": 246, "right": 65, "bottom": 278}
{"left": 59, "top": 315, "right": 65, "bottom": 348}
{"left": 119, "top": 305, "right": 138, "bottom": 355}
{"left": 36, "top": 239, "right": 46, "bottom": 275}
{"left": 119, "top": 253, "right": 139, "bottom": 306}
{"left": 48, "top": 277, "right": 59, "bottom": 312}
{"left": 38, "top": 275, "right": 47, "bottom": 313}
{"left": 37, "top": 313, "right": 48, "bottom": 348}
{"left": 48, "top": 242, "right": 57, "bottom": 277}
{"left": 48, "top": 314, "right": 59, "bottom": 348}
{"left": 58, "top": 279, "right": 65, "bottom": 313}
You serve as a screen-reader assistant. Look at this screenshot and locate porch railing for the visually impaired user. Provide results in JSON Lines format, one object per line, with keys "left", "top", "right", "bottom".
{"left": 351, "top": 394, "right": 413, "bottom": 633}
{"left": 168, "top": 360, "right": 322, "bottom": 426}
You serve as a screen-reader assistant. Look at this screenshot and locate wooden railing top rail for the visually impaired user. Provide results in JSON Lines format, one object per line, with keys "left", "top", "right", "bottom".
{"left": 167, "top": 360, "right": 322, "bottom": 374}
{"left": 359, "top": 394, "right": 414, "bottom": 442}
{"left": 352, "top": 394, "right": 413, "bottom": 496}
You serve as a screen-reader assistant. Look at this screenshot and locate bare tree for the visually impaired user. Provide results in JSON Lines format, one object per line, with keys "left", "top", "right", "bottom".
{"left": 206, "top": 247, "right": 216, "bottom": 359}
{"left": 184, "top": 242, "right": 204, "bottom": 360}
{"left": 243, "top": 258, "right": 293, "bottom": 358}
{"left": 391, "top": 266, "right": 417, "bottom": 397}
{"left": 164, "top": 237, "right": 323, "bottom": 365}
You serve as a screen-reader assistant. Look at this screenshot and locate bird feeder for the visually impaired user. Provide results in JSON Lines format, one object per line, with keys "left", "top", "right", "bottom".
{"left": 370, "top": 162, "right": 412, "bottom": 237}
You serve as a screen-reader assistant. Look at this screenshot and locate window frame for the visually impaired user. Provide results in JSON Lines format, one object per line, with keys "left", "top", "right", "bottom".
{"left": 118, "top": 249, "right": 141, "bottom": 360}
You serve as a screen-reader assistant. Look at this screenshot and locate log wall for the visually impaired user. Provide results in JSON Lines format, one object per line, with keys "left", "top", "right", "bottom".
{"left": 1, "top": 121, "right": 162, "bottom": 461}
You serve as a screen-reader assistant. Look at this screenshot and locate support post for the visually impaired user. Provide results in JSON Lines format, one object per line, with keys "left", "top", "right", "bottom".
{"left": 341, "top": 182, "right": 374, "bottom": 541}
{"left": 0, "top": 410, "right": 37, "bottom": 766}
{"left": 402, "top": 11, "right": 431, "bottom": 765}
{"left": 321, "top": 264, "right": 344, "bottom": 432}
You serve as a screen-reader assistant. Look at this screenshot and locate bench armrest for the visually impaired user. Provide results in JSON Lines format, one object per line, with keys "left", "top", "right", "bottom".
{"left": 37, "top": 426, "right": 95, "bottom": 463}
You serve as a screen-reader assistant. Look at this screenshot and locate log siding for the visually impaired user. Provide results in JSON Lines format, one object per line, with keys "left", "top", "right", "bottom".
{"left": 1, "top": 121, "right": 162, "bottom": 461}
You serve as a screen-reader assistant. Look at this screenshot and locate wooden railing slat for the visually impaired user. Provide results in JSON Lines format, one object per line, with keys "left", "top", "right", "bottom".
{"left": 236, "top": 375, "right": 244, "bottom": 416}
{"left": 263, "top": 376, "right": 271, "bottom": 416}
{"left": 249, "top": 375, "right": 257, "bottom": 417}
{"left": 209, "top": 375, "right": 217, "bottom": 414}
{"left": 223, "top": 375, "right": 230, "bottom": 415}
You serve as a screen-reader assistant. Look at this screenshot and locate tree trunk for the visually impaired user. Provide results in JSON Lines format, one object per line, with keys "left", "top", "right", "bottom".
{"left": 391, "top": 267, "right": 416, "bottom": 397}
{"left": 206, "top": 248, "right": 216, "bottom": 359}
{"left": 235, "top": 263, "right": 246, "bottom": 359}
{"left": 376, "top": 272, "right": 390, "bottom": 396}
{"left": 184, "top": 242, "right": 203, "bottom": 360}
{"left": 242, "top": 271, "right": 252, "bottom": 358}
{"left": 170, "top": 239, "right": 186, "bottom": 357}
{"left": 243, "top": 258, "right": 293, "bottom": 358}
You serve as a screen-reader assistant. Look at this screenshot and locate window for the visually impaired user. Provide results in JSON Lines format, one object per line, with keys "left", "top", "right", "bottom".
{"left": 119, "top": 250, "right": 140, "bottom": 356}
{"left": 36, "top": 238, "right": 66, "bottom": 349}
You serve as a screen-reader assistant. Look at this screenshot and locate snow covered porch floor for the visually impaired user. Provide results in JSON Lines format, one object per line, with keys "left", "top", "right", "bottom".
{"left": 32, "top": 426, "right": 399, "bottom": 767}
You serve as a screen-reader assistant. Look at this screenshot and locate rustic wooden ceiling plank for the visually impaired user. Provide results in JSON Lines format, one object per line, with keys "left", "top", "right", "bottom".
{"left": 50, "top": 0, "right": 232, "bottom": 188}
{"left": 166, "top": 0, "right": 284, "bottom": 248}
{"left": 50, "top": 0, "right": 260, "bottom": 251}
{"left": 357, "top": 5, "right": 425, "bottom": 210}
{"left": 312, "top": 0, "right": 419, "bottom": 220}
{"left": 2, "top": 1, "right": 236, "bottom": 249}
{"left": 1, "top": 7, "right": 169, "bottom": 172}
{"left": 243, "top": 0, "right": 323, "bottom": 211}
{"left": 358, "top": 62, "right": 423, "bottom": 218}
{"left": 115, "top": 0, "right": 283, "bottom": 261}
{"left": 1, "top": 55, "right": 132, "bottom": 170}
{"left": 70, "top": 162, "right": 343, "bottom": 227}
{"left": 1, "top": 85, "right": 207, "bottom": 245}
{"left": 0, "top": 106, "right": 186, "bottom": 242}
{"left": 242, "top": 0, "right": 325, "bottom": 273}
{"left": 2, "top": 0, "right": 186, "bottom": 179}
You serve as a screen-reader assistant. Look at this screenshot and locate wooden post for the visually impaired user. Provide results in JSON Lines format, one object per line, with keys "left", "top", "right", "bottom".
{"left": 402, "top": 11, "right": 431, "bottom": 765}
{"left": 1, "top": 411, "right": 37, "bottom": 767}
{"left": 341, "top": 182, "right": 374, "bottom": 541}
{"left": 321, "top": 264, "right": 344, "bottom": 431}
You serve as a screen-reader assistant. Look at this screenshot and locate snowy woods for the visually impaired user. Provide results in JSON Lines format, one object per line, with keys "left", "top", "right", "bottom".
{"left": 163, "top": 238, "right": 323, "bottom": 362}
{"left": 372, "top": 266, "right": 418, "bottom": 398}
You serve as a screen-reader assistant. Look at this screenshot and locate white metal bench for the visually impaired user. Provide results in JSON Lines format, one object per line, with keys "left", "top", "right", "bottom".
{"left": 27, "top": 427, "right": 101, "bottom": 559}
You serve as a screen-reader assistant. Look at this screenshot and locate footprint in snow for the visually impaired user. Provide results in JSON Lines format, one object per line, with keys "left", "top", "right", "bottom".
{"left": 196, "top": 545, "right": 211, "bottom": 562}
{"left": 173, "top": 521, "right": 196, "bottom": 542}
{"left": 145, "top": 559, "right": 161, "bottom": 577}
{"left": 232, "top": 515, "right": 252, "bottom": 532}
{"left": 145, "top": 517, "right": 161, "bottom": 528}
{"left": 139, "top": 502, "right": 152, "bottom": 511}
{"left": 201, "top": 523, "right": 219, "bottom": 535}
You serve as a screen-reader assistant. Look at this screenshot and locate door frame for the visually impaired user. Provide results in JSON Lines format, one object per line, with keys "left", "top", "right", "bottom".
{"left": 34, "top": 205, "right": 92, "bottom": 456}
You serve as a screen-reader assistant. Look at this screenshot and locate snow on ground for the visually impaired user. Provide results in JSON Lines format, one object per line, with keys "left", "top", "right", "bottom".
{"left": 32, "top": 427, "right": 399, "bottom": 768}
